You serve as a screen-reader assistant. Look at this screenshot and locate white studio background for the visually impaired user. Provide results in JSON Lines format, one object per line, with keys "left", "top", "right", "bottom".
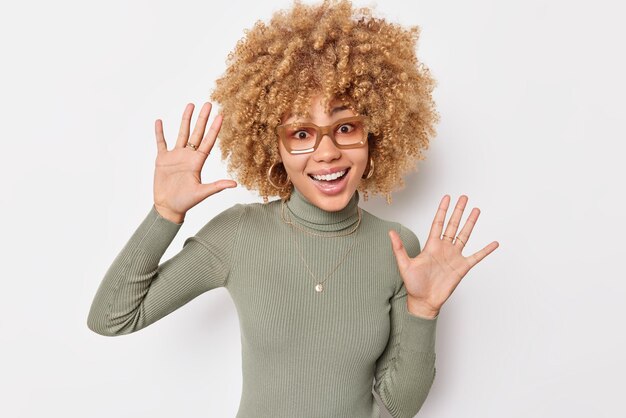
{"left": 1, "top": 0, "right": 624, "bottom": 417}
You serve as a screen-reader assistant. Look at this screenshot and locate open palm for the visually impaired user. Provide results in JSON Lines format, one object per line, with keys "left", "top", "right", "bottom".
{"left": 153, "top": 102, "right": 237, "bottom": 223}
{"left": 388, "top": 195, "right": 499, "bottom": 318}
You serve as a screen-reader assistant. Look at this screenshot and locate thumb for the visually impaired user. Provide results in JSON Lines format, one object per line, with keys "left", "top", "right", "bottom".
{"left": 197, "top": 180, "right": 237, "bottom": 201}
{"left": 388, "top": 229, "right": 412, "bottom": 273}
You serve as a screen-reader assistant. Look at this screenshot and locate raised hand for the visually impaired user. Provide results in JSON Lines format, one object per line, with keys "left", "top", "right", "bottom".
{"left": 388, "top": 195, "right": 499, "bottom": 319}
{"left": 153, "top": 102, "right": 237, "bottom": 223}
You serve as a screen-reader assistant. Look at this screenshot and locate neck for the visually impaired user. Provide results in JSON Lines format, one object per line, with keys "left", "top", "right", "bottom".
{"left": 283, "top": 187, "right": 360, "bottom": 233}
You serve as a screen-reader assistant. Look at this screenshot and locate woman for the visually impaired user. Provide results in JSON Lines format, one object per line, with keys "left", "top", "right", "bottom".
{"left": 87, "top": 1, "right": 499, "bottom": 417}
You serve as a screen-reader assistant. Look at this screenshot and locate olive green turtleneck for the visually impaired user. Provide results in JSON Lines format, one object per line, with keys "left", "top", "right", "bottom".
{"left": 87, "top": 188, "right": 438, "bottom": 418}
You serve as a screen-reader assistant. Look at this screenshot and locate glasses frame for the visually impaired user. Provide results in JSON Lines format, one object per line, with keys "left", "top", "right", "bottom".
{"left": 276, "top": 115, "right": 369, "bottom": 155}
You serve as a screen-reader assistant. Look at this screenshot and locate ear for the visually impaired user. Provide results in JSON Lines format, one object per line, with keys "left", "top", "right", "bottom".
{"left": 276, "top": 139, "right": 285, "bottom": 162}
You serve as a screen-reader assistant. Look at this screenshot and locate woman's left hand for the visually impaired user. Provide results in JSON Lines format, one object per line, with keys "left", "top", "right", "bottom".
{"left": 388, "top": 195, "right": 499, "bottom": 319}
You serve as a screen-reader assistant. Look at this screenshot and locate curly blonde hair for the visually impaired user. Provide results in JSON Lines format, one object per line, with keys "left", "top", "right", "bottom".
{"left": 210, "top": 0, "right": 439, "bottom": 203}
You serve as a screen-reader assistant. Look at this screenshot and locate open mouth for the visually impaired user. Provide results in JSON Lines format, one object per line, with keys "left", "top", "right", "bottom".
{"left": 308, "top": 168, "right": 350, "bottom": 184}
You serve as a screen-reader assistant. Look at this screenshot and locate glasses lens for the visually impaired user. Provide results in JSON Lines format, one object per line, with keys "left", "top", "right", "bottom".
{"left": 282, "top": 125, "right": 317, "bottom": 151}
{"left": 334, "top": 119, "right": 366, "bottom": 146}
{"left": 281, "top": 119, "right": 365, "bottom": 151}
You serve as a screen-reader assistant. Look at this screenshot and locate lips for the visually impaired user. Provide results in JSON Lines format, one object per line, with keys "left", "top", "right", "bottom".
{"left": 308, "top": 167, "right": 350, "bottom": 181}
{"left": 308, "top": 167, "right": 350, "bottom": 195}
{"left": 310, "top": 170, "right": 347, "bottom": 181}
{"left": 308, "top": 167, "right": 350, "bottom": 176}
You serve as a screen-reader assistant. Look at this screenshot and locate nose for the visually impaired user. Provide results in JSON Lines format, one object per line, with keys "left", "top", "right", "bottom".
{"left": 312, "top": 133, "right": 341, "bottom": 162}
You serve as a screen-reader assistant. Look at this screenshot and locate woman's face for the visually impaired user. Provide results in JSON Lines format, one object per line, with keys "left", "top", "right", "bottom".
{"left": 278, "top": 93, "right": 369, "bottom": 212}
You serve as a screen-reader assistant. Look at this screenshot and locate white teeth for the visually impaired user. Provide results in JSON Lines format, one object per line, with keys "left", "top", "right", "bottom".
{"left": 311, "top": 170, "right": 346, "bottom": 181}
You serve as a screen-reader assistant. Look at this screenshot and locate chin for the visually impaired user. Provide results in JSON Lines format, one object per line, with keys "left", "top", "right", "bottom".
{"left": 291, "top": 165, "right": 365, "bottom": 211}
{"left": 304, "top": 178, "right": 359, "bottom": 212}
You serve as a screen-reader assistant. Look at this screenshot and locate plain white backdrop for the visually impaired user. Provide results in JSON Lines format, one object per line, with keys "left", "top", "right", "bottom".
{"left": 1, "top": 0, "right": 624, "bottom": 416}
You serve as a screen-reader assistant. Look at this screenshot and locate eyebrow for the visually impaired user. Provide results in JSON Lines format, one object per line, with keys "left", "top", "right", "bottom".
{"left": 283, "top": 105, "right": 351, "bottom": 123}
{"left": 331, "top": 105, "right": 350, "bottom": 114}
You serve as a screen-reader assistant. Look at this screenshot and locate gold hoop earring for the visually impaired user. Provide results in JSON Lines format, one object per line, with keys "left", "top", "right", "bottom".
{"left": 362, "top": 157, "right": 374, "bottom": 180}
{"left": 267, "top": 161, "right": 291, "bottom": 189}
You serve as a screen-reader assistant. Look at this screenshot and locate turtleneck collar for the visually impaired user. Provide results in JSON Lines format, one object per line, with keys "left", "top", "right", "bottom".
{"left": 283, "top": 187, "right": 361, "bottom": 233}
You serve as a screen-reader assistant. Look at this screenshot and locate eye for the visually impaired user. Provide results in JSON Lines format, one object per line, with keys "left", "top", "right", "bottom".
{"left": 286, "top": 126, "right": 314, "bottom": 140}
{"left": 336, "top": 123, "right": 355, "bottom": 134}
{"left": 294, "top": 130, "right": 310, "bottom": 139}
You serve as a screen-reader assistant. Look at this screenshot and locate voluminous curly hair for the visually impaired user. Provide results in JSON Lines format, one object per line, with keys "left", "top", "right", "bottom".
{"left": 210, "top": 0, "right": 439, "bottom": 203}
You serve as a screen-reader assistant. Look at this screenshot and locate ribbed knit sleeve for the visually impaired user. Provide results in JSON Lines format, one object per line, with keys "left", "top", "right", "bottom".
{"left": 87, "top": 203, "right": 245, "bottom": 336}
{"left": 374, "top": 224, "right": 438, "bottom": 418}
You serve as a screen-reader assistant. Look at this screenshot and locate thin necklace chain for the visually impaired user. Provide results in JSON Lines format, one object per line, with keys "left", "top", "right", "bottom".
{"left": 281, "top": 199, "right": 362, "bottom": 293}
{"left": 288, "top": 218, "right": 360, "bottom": 293}
{"left": 280, "top": 199, "right": 362, "bottom": 238}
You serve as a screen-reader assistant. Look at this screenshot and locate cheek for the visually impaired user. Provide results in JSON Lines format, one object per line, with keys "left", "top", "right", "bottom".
{"left": 351, "top": 150, "right": 370, "bottom": 178}
{"left": 280, "top": 153, "right": 308, "bottom": 175}
{"left": 352, "top": 148, "right": 369, "bottom": 166}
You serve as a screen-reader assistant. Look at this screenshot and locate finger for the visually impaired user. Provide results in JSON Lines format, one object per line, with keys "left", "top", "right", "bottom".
{"left": 197, "top": 112, "right": 223, "bottom": 156}
{"left": 188, "top": 102, "right": 212, "bottom": 147}
{"left": 466, "top": 241, "right": 500, "bottom": 268}
{"left": 196, "top": 179, "right": 238, "bottom": 201}
{"left": 426, "top": 195, "right": 451, "bottom": 243}
{"left": 455, "top": 207, "right": 480, "bottom": 248}
{"left": 388, "top": 229, "right": 412, "bottom": 273}
{"left": 442, "top": 195, "right": 468, "bottom": 243}
{"left": 155, "top": 119, "right": 167, "bottom": 153}
{"left": 175, "top": 103, "right": 195, "bottom": 149}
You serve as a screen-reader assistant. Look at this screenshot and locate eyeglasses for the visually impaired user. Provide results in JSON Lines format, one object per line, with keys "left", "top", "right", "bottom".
{"left": 276, "top": 115, "right": 368, "bottom": 155}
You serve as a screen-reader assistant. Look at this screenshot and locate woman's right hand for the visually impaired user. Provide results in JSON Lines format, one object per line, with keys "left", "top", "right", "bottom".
{"left": 153, "top": 102, "right": 237, "bottom": 223}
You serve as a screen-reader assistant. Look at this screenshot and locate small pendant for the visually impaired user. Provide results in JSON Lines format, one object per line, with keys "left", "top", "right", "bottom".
{"left": 315, "top": 283, "right": 324, "bottom": 292}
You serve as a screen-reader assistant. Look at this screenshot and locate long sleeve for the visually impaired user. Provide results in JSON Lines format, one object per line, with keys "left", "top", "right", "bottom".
{"left": 87, "top": 203, "right": 245, "bottom": 336}
{"left": 374, "top": 224, "right": 438, "bottom": 418}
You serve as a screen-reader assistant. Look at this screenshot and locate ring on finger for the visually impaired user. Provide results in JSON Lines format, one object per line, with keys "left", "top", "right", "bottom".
{"left": 455, "top": 235, "right": 466, "bottom": 246}
{"left": 442, "top": 234, "right": 454, "bottom": 241}
{"left": 186, "top": 142, "right": 198, "bottom": 150}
